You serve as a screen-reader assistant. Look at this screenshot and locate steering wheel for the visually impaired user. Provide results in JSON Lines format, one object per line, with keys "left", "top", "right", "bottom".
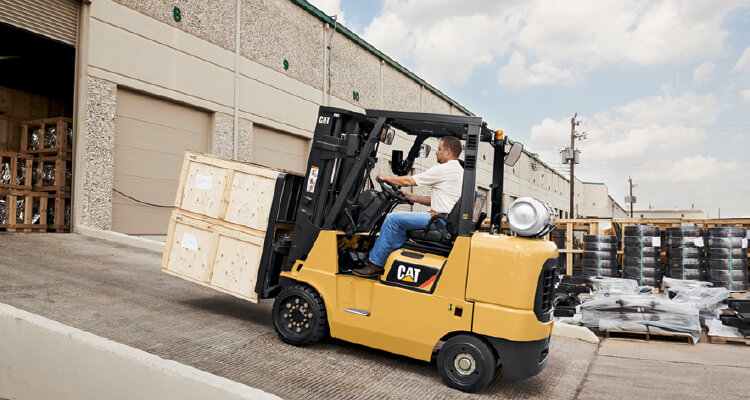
{"left": 377, "top": 179, "right": 413, "bottom": 205}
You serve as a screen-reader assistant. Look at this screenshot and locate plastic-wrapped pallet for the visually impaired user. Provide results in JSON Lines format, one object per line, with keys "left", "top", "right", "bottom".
{"left": 665, "top": 227, "right": 705, "bottom": 281}
{"left": 706, "top": 227, "right": 748, "bottom": 292}
{"left": 582, "top": 294, "right": 702, "bottom": 342}
{"left": 623, "top": 225, "right": 661, "bottom": 287}
{"left": 582, "top": 235, "right": 618, "bottom": 278}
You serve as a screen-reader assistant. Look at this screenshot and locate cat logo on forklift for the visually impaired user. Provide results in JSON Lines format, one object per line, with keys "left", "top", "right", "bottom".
{"left": 318, "top": 116, "right": 331, "bottom": 124}
{"left": 397, "top": 264, "right": 421, "bottom": 282}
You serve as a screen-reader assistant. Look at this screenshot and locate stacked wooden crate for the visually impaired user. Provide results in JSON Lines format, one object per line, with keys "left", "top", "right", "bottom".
{"left": 0, "top": 117, "right": 72, "bottom": 232}
{"left": 162, "top": 151, "right": 297, "bottom": 303}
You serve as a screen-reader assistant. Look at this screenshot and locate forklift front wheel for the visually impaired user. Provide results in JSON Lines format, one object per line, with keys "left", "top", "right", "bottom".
{"left": 272, "top": 283, "right": 328, "bottom": 346}
{"left": 437, "top": 334, "right": 497, "bottom": 393}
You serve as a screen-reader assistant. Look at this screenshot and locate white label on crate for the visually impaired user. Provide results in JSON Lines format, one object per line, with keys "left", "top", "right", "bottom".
{"left": 306, "top": 166, "right": 319, "bottom": 193}
{"left": 195, "top": 174, "right": 213, "bottom": 190}
{"left": 694, "top": 237, "right": 704, "bottom": 247}
{"left": 600, "top": 221, "right": 612, "bottom": 231}
{"left": 742, "top": 238, "right": 748, "bottom": 249}
{"left": 652, "top": 237, "right": 661, "bottom": 247}
{"left": 181, "top": 233, "right": 199, "bottom": 251}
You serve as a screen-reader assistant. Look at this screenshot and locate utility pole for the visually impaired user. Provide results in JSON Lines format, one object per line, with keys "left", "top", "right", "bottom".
{"left": 570, "top": 115, "right": 575, "bottom": 219}
{"left": 629, "top": 176, "right": 634, "bottom": 218}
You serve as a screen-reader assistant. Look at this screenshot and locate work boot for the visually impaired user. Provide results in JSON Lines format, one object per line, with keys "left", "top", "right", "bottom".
{"left": 352, "top": 262, "right": 384, "bottom": 278}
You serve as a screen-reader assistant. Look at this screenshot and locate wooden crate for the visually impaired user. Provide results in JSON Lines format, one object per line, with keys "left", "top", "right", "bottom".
{"left": 173, "top": 151, "right": 285, "bottom": 232}
{"left": 20, "top": 117, "right": 73, "bottom": 154}
{"left": 31, "top": 151, "right": 72, "bottom": 192}
{"left": 162, "top": 211, "right": 265, "bottom": 303}
{"left": 46, "top": 193, "right": 71, "bottom": 232}
{"left": 0, "top": 151, "right": 33, "bottom": 190}
{"left": 0, "top": 189, "right": 51, "bottom": 232}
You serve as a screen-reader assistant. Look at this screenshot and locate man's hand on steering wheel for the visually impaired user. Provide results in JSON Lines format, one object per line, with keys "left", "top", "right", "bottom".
{"left": 377, "top": 176, "right": 413, "bottom": 205}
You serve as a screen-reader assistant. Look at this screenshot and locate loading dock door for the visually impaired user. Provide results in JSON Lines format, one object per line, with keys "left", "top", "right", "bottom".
{"left": 0, "top": 0, "right": 79, "bottom": 46}
{"left": 113, "top": 90, "right": 210, "bottom": 235}
{"left": 252, "top": 125, "right": 308, "bottom": 174}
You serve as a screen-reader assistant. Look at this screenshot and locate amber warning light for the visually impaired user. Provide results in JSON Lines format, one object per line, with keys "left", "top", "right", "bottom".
{"left": 495, "top": 130, "right": 504, "bottom": 141}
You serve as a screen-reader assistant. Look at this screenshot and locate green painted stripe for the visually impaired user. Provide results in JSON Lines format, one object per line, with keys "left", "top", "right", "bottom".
{"left": 290, "top": 0, "right": 474, "bottom": 116}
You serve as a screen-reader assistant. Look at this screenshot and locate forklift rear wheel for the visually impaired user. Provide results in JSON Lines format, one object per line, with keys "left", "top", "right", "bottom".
{"left": 437, "top": 334, "right": 497, "bottom": 393}
{"left": 272, "top": 283, "right": 328, "bottom": 346}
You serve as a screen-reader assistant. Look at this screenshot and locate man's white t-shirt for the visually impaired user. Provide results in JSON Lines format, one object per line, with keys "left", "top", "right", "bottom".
{"left": 412, "top": 159, "right": 463, "bottom": 213}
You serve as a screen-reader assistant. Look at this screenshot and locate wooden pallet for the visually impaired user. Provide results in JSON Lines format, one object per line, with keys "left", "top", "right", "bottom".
{"left": 604, "top": 329, "right": 696, "bottom": 344}
{"left": 20, "top": 117, "right": 73, "bottom": 155}
{"left": 0, "top": 189, "right": 69, "bottom": 232}
{"left": 0, "top": 151, "right": 33, "bottom": 190}
{"left": 708, "top": 336, "right": 750, "bottom": 346}
{"left": 31, "top": 151, "right": 72, "bottom": 192}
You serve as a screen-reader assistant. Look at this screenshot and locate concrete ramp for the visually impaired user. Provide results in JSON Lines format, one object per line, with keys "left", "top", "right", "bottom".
{"left": 0, "top": 303, "right": 279, "bottom": 400}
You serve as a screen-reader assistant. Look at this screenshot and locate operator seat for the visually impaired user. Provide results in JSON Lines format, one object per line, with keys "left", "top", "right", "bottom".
{"left": 404, "top": 199, "right": 462, "bottom": 255}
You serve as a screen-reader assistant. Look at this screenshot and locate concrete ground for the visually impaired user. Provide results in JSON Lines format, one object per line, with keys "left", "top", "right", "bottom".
{"left": 0, "top": 234, "right": 748, "bottom": 399}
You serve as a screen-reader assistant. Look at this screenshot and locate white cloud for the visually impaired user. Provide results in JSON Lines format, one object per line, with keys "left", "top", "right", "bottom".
{"left": 526, "top": 91, "right": 750, "bottom": 215}
{"left": 363, "top": 0, "right": 744, "bottom": 88}
{"left": 692, "top": 62, "right": 716, "bottom": 82}
{"left": 732, "top": 46, "right": 750, "bottom": 72}
{"left": 741, "top": 89, "right": 750, "bottom": 101}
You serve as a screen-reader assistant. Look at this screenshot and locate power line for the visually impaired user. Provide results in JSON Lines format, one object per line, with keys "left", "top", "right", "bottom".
{"left": 112, "top": 189, "right": 173, "bottom": 208}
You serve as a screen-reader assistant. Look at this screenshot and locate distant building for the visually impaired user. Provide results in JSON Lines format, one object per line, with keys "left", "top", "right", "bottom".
{"left": 633, "top": 209, "right": 706, "bottom": 219}
{"left": 578, "top": 182, "right": 629, "bottom": 218}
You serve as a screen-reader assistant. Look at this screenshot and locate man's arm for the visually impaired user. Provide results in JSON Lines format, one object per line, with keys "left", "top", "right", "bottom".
{"left": 377, "top": 174, "right": 416, "bottom": 187}
{"left": 403, "top": 192, "right": 431, "bottom": 206}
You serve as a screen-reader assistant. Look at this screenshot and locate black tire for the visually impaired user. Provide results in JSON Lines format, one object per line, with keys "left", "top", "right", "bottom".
{"left": 707, "top": 248, "right": 747, "bottom": 258}
{"left": 437, "top": 334, "right": 497, "bottom": 393}
{"left": 666, "top": 237, "right": 705, "bottom": 248}
{"left": 583, "top": 267, "right": 617, "bottom": 278}
{"left": 666, "top": 247, "right": 705, "bottom": 258}
{"left": 707, "top": 259, "right": 748, "bottom": 270}
{"left": 584, "top": 234, "right": 617, "bottom": 243}
{"left": 665, "top": 227, "right": 704, "bottom": 238}
{"left": 665, "top": 268, "right": 703, "bottom": 280}
{"left": 666, "top": 258, "right": 704, "bottom": 268}
{"left": 582, "top": 250, "right": 617, "bottom": 260}
{"left": 582, "top": 259, "right": 617, "bottom": 268}
{"left": 624, "top": 236, "right": 661, "bottom": 248}
{"left": 584, "top": 242, "right": 618, "bottom": 251}
{"left": 707, "top": 237, "right": 745, "bottom": 248}
{"left": 272, "top": 283, "right": 328, "bottom": 346}
{"left": 706, "top": 227, "right": 747, "bottom": 238}
{"left": 708, "top": 268, "right": 748, "bottom": 279}
{"left": 709, "top": 280, "right": 749, "bottom": 292}
{"left": 624, "top": 225, "right": 660, "bottom": 236}
{"left": 623, "top": 257, "right": 660, "bottom": 268}
{"left": 624, "top": 246, "right": 660, "bottom": 257}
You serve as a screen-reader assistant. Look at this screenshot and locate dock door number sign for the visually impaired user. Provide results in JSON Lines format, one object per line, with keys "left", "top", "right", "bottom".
{"left": 307, "top": 166, "right": 319, "bottom": 192}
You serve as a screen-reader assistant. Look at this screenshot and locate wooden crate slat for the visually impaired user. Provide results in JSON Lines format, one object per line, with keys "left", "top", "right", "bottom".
{"left": 20, "top": 117, "right": 73, "bottom": 154}
{"left": 0, "top": 151, "right": 33, "bottom": 190}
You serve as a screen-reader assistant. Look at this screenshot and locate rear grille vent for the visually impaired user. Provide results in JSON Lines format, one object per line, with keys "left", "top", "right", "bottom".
{"left": 534, "top": 259, "right": 556, "bottom": 322}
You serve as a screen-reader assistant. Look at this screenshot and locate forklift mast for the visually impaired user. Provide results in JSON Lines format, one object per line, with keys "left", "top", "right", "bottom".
{"left": 272, "top": 107, "right": 508, "bottom": 288}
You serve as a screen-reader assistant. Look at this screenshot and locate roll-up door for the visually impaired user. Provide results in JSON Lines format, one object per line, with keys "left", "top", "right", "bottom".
{"left": 0, "top": 0, "right": 79, "bottom": 46}
{"left": 252, "top": 125, "right": 308, "bottom": 174}
{"left": 113, "top": 89, "right": 210, "bottom": 236}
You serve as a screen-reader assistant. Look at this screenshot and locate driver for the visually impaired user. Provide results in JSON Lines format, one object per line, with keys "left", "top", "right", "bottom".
{"left": 352, "top": 136, "right": 464, "bottom": 277}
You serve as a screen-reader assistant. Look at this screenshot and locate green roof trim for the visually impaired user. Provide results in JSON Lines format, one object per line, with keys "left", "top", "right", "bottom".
{"left": 582, "top": 181, "right": 605, "bottom": 185}
{"left": 290, "top": 0, "right": 474, "bottom": 116}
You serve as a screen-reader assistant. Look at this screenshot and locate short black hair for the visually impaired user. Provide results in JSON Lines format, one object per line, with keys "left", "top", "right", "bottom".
{"left": 441, "top": 136, "right": 462, "bottom": 158}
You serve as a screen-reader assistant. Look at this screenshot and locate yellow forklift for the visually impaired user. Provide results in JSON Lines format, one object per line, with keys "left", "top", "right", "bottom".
{"left": 254, "top": 107, "right": 558, "bottom": 392}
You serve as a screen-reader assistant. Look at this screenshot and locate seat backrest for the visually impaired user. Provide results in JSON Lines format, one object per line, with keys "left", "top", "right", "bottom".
{"left": 444, "top": 197, "right": 462, "bottom": 237}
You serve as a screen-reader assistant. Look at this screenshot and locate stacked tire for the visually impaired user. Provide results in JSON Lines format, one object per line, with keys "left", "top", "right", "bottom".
{"left": 665, "top": 227, "right": 705, "bottom": 281}
{"left": 582, "top": 235, "right": 618, "bottom": 277}
{"left": 623, "top": 225, "right": 661, "bottom": 287}
{"left": 706, "top": 227, "right": 748, "bottom": 292}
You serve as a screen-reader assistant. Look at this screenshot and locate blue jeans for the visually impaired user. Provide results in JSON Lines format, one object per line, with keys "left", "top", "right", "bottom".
{"left": 369, "top": 212, "right": 435, "bottom": 267}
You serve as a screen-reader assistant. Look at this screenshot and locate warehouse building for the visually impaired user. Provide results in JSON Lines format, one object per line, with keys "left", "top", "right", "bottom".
{"left": 0, "top": 0, "right": 624, "bottom": 238}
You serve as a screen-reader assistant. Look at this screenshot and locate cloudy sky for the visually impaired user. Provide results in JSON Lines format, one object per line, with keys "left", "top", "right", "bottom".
{"left": 309, "top": 0, "right": 750, "bottom": 217}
